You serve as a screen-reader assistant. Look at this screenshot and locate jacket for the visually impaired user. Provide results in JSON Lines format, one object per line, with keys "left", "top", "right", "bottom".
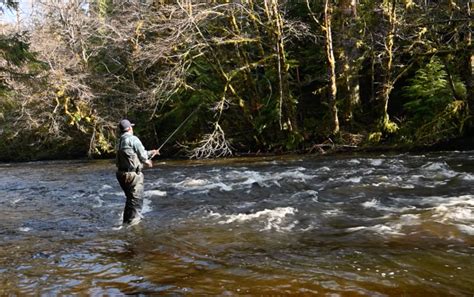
{"left": 116, "top": 132, "right": 152, "bottom": 172}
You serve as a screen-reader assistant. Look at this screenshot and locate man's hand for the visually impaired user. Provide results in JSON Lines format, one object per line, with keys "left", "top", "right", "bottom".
{"left": 150, "top": 149, "right": 160, "bottom": 159}
{"left": 145, "top": 160, "right": 153, "bottom": 168}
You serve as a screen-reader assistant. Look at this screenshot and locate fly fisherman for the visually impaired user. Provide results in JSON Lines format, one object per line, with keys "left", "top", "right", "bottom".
{"left": 116, "top": 119, "right": 159, "bottom": 227}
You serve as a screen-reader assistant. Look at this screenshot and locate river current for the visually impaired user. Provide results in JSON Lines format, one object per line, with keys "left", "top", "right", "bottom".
{"left": 0, "top": 151, "right": 473, "bottom": 295}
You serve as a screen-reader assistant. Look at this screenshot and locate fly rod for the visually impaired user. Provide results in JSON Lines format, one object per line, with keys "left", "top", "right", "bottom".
{"left": 157, "top": 105, "right": 201, "bottom": 151}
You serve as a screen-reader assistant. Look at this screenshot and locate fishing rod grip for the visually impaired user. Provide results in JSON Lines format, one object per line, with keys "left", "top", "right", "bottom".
{"left": 150, "top": 149, "right": 160, "bottom": 159}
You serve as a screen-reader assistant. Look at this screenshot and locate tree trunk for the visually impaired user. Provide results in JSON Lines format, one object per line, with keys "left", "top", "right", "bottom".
{"left": 339, "top": 0, "right": 360, "bottom": 123}
{"left": 324, "top": 0, "right": 340, "bottom": 135}
{"left": 461, "top": 1, "right": 473, "bottom": 124}
{"left": 264, "top": 0, "right": 297, "bottom": 132}
{"left": 376, "top": 0, "right": 396, "bottom": 132}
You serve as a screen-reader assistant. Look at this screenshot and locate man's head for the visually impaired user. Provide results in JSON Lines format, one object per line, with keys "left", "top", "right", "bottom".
{"left": 119, "top": 119, "right": 135, "bottom": 133}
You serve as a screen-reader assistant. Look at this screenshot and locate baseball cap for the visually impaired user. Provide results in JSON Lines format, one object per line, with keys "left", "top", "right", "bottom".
{"left": 119, "top": 119, "right": 135, "bottom": 132}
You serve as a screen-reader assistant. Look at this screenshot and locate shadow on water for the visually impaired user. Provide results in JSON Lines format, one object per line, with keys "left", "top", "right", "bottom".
{"left": 0, "top": 152, "right": 473, "bottom": 295}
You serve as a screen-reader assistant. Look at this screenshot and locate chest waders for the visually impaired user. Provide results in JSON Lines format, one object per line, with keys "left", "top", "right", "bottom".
{"left": 116, "top": 134, "right": 145, "bottom": 225}
{"left": 116, "top": 171, "right": 144, "bottom": 225}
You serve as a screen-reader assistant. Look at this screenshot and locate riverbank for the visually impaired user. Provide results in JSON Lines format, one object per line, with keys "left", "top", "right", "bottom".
{"left": 1, "top": 132, "right": 473, "bottom": 163}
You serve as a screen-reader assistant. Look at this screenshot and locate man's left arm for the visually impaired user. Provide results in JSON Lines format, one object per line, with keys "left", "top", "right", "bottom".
{"left": 132, "top": 136, "right": 159, "bottom": 168}
{"left": 147, "top": 149, "right": 160, "bottom": 160}
{"left": 133, "top": 137, "right": 150, "bottom": 163}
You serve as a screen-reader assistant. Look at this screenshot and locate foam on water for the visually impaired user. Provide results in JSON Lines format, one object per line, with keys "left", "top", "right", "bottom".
{"left": 279, "top": 168, "right": 315, "bottom": 181}
{"left": 142, "top": 198, "right": 153, "bottom": 214}
{"left": 433, "top": 206, "right": 473, "bottom": 222}
{"left": 422, "top": 161, "right": 459, "bottom": 179}
{"left": 346, "top": 177, "right": 362, "bottom": 183}
{"left": 456, "top": 224, "right": 474, "bottom": 235}
{"left": 398, "top": 214, "right": 420, "bottom": 226}
{"left": 459, "top": 173, "right": 474, "bottom": 181}
{"left": 369, "top": 175, "right": 416, "bottom": 189}
{"left": 422, "top": 161, "right": 450, "bottom": 171}
{"left": 419, "top": 195, "right": 474, "bottom": 208}
{"left": 178, "top": 178, "right": 208, "bottom": 187}
{"left": 347, "top": 159, "right": 361, "bottom": 165}
{"left": 144, "top": 190, "right": 167, "bottom": 197}
{"left": 100, "top": 184, "right": 113, "bottom": 191}
{"left": 319, "top": 166, "right": 331, "bottom": 172}
{"left": 361, "top": 199, "right": 415, "bottom": 213}
{"left": 386, "top": 195, "right": 474, "bottom": 236}
{"left": 346, "top": 224, "right": 404, "bottom": 236}
{"left": 224, "top": 168, "right": 316, "bottom": 190}
{"left": 362, "top": 199, "right": 379, "bottom": 208}
{"left": 240, "top": 171, "right": 273, "bottom": 187}
{"left": 217, "top": 207, "right": 297, "bottom": 232}
{"left": 429, "top": 196, "right": 474, "bottom": 234}
{"left": 12, "top": 198, "right": 22, "bottom": 204}
{"left": 346, "top": 213, "right": 422, "bottom": 236}
{"left": 369, "top": 159, "right": 384, "bottom": 166}
{"left": 322, "top": 209, "right": 343, "bottom": 217}
{"left": 235, "top": 201, "right": 257, "bottom": 209}
{"left": 173, "top": 178, "right": 232, "bottom": 192}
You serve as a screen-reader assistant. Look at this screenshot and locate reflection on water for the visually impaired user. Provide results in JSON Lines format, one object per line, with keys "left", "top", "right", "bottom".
{"left": 0, "top": 152, "right": 473, "bottom": 295}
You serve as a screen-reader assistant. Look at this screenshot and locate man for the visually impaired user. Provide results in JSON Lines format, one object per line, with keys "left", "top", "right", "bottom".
{"left": 116, "top": 119, "right": 159, "bottom": 227}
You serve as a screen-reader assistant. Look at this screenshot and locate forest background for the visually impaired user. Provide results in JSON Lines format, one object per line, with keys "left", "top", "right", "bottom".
{"left": 0, "top": 0, "right": 472, "bottom": 161}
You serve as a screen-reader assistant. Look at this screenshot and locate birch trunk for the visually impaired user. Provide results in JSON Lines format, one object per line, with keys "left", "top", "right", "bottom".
{"left": 377, "top": 0, "right": 396, "bottom": 132}
{"left": 264, "top": 0, "right": 297, "bottom": 132}
{"left": 324, "top": 0, "right": 340, "bottom": 135}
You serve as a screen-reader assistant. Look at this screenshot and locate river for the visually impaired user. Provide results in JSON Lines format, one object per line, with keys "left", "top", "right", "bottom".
{"left": 0, "top": 151, "right": 473, "bottom": 295}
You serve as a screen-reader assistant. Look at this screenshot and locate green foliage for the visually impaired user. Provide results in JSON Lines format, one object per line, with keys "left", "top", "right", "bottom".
{"left": 383, "top": 119, "right": 399, "bottom": 134}
{"left": 401, "top": 56, "right": 467, "bottom": 144}
{"left": 187, "top": 58, "right": 223, "bottom": 94}
{"left": 0, "top": 35, "right": 31, "bottom": 66}
{"left": 368, "top": 132, "right": 382, "bottom": 143}
{"left": 410, "top": 100, "right": 468, "bottom": 144}
{"left": 0, "top": 34, "right": 45, "bottom": 90}
{"left": 0, "top": 91, "right": 15, "bottom": 120}
{"left": 404, "top": 57, "right": 453, "bottom": 121}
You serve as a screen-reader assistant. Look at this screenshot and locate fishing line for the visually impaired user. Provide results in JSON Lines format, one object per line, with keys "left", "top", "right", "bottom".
{"left": 157, "top": 105, "right": 201, "bottom": 151}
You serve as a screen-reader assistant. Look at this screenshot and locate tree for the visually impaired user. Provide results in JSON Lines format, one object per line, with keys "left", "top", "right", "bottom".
{"left": 374, "top": 0, "right": 399, "bottom": 135}
{"left": 336, "top": 0, "right": 361, "bottom": 124}
{"left": 1, "top": 0, "right": 472, "bottom": 160}
{"left": 306, "top": 0, "right": 340, "bottom": 136}
{"left": 460, "top": 1, "right": 473, "bottom": 128}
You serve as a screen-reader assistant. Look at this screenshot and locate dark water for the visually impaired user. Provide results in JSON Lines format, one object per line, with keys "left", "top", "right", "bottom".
{"left": 1, "top": 152, "right": 473, "bottom": 295}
